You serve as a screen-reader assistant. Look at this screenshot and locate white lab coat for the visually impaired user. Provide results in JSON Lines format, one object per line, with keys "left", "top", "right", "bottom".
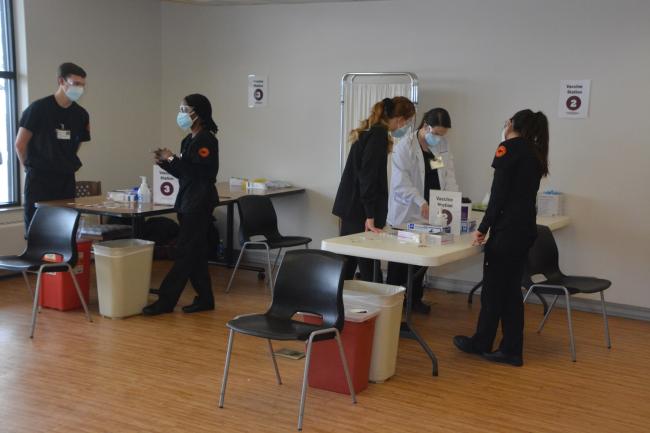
{"left": 387, "top": 131, "right": 459, "bottom": 226}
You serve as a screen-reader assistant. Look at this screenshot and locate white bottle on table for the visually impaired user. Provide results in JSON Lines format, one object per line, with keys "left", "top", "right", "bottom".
{"left": 137, "top": 176, "right": 151, "bottom": 203}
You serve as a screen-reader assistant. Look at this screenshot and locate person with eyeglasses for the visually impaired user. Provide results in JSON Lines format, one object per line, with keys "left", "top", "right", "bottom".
{"left": 333, "top": 96, "right": 416, "bottom": 281}
{"left": 454, "top": 109, "right": 550, "bottom": 367}
{"left": 386, "top": 108, "right": 459, "bottom": 314}
{"left": 14, "top": 62, "right": 90, "bottom": 231}
{"left": 143, "top": 93, "right": 220, "bottom": 316}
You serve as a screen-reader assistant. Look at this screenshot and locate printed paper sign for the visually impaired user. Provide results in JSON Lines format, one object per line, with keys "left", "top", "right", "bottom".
{"left": 248, "top": 74, "right": 268, "bottom": 108}
{"left": 153, "top": 164, "right": 179, "bottom": 205}
{"left": 429, "top": 190, "right": 463, "bottom": 236}
{"left": 558, "top": 80, "right": 591, "bottom": 118}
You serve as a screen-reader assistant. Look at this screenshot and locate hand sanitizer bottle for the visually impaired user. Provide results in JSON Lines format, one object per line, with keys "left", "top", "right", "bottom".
{"left": 137, "top": 176, "right": 151, "bottom": 203}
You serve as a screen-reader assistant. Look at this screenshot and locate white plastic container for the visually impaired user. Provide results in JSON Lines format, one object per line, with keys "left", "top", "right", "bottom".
{"left": 343, "top": 280, "right": 405, "bottom": 383}
{"left": 93, "top": 239, "right": 154, "bottom": 318}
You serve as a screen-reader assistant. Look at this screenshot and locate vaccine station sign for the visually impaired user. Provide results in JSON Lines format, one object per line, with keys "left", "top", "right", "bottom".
{"left": 558, "top": 79, "right": 591, "bottom": 119}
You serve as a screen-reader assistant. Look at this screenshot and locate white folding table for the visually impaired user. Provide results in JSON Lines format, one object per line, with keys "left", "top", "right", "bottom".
{"left": 321, "top": 215, "right": 570, "bottom": 376}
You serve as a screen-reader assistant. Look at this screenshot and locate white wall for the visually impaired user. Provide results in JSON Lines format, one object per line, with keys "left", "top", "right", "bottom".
{"left": 18, "top": 0, "right": 161, "bottom": 196}
{"left": 161, "top": 0, "right": 650, "bottom": 309}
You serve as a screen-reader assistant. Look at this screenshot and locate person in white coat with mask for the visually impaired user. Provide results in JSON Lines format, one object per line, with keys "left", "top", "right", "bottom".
{"left": 386, "top": 108, "right": 458, "bottom": 314}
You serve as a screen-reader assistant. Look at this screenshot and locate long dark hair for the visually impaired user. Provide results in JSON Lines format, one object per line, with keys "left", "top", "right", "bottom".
{"left": 511, "top": 109, "right": 549, "bottom": 176}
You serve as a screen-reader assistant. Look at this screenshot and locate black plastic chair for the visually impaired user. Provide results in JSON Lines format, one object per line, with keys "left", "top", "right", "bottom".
{"left": 0, "top": 206, "right": 92, "bottom": 338}
{"left": 522, "top": 225, "right": 611, "bottom": 361}
{"left": 219, "top": 249, "right": 356, "bottom": 431}
{"left": 226, "top": 195, "right": 311, "bottom": 293}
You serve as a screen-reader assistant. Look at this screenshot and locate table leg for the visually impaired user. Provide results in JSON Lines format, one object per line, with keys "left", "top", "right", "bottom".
{"left": 467, "top": 280, "right": 483, "bottom": 305}
{"left": 225, "top": 202, "right": 234, "bottom": 265}
{"left": 372, "top": 260, "right": 382, "bottom": 283}
{"left": 401, "top": 264, "right": 438, "bottom": 376}
{"left": 132, "top": 216, "right": 145, "bottom": 238}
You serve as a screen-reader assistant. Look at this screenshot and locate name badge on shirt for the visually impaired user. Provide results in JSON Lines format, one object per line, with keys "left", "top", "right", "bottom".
{"left": 430, "top": 156, "right": 444, "bottom": 170}
{"left": 56, "top": 128, "right": 71, "bottom": 140}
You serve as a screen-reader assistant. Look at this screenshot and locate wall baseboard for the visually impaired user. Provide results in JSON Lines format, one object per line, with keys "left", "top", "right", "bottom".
{"left": 427, "top": 276, "right": 650, "bottom": 322}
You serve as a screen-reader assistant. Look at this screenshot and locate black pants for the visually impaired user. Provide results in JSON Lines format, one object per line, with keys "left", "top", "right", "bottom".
{"left": 340, "top": 218, "right": 376, "bottom": 281}
{"left": 158, "top": 211, "right": 214, "bottom": 308}
{"left": 24, "top": 169, "right": 75, "bottom": 230}
{"left": 471, "top": 232, "right": 534, "bottom": 356}
{"left": 386, "top": 262, "right": 426, "bottom": 302}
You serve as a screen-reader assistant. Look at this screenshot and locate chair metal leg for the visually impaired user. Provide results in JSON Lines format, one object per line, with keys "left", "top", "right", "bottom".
{"left": 264, "top": 245, "right": 274, "bottom": 294}
{"left": 537, "top": 295, "right": 559, "bottom": 334}
{"left": 22, "top": 271, "right": 34, "bottom": 299}
{"left": 600, "top": 291, "right": 612, "bottom": 349}
{"left": 563, "top": 289, "right": 577, "bottom": 362}
{"left": 225, "top": 246, "right": 247, "bottom": 293}
{"left": 219, "top": 329, "right": 236, "bottom": 408}
{"left": 334, "top": 330, "right": 357, "bottom": 404}
{"left": 267, "top": 339, "right": 282, "bottom": 385}
{"left": 29, "top": 269, "right": 45, "bottom": 338}
{"left": 68, "top": 264, "right": 92, "bottom": 323}
{"left": 523, "top": 287, "right": 534, "bottom": 304}
{"left": 298, "top": 336, "right": 315, "bottom": 431}
{"left": 271, "top": 248, "right": 282, "bottom": 274}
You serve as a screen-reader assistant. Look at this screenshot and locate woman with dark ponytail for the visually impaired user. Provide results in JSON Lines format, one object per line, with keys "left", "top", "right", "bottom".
{"left": 333, "top": 96, "right": 416, "bottom": 280}
{"left": 143, "top": 94, "right": 220, "bottom": 315}
{"left": 454, "top": 109, "right": 549, "bottom": 366}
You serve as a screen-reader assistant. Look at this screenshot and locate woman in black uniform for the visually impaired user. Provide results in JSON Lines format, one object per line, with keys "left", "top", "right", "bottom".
{"left": 453, "top": 109, "right": 549, "bottom": 366}
{"left": 143, "top": 94, "right": 220, "bottom": 315}
{"left": 332, "top": 96, "right": 416, "bottom": 281}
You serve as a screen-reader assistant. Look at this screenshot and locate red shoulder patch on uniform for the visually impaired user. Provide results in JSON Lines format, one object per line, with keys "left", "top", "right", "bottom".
{"left": 495, "top": 145, "right": 507, "bottom": 158}
{"left": 198, "top": 147, "right": 210, "bottom": 158}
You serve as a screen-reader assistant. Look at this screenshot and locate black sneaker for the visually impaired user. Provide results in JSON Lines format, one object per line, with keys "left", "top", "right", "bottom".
{"left": 142, "top": 301, "right": 174, "bottom": 316}
{"left": 182, "top": 296, "right": 215, "bottom": 313}
{"left": 453, "top": 335, "right": 482, "bottom": 355}
{"left": 482, "top": 350, "right": 524, "bottom": 367}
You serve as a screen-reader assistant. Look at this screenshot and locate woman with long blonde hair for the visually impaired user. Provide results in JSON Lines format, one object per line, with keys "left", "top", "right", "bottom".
{"left": 332, "top": 96, "right": 416, "bottom": 281}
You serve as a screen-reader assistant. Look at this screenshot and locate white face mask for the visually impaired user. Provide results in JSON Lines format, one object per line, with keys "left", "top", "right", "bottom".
{"left": 65, "top": 85, "right": 84, "bottom": 102}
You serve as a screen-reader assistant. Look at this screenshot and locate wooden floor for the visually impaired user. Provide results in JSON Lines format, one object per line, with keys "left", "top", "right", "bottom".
{"left": 1, "top": 260, "right": 649, "bottom": 433}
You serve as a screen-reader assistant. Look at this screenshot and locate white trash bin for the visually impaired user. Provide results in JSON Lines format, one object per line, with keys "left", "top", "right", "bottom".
{"left": 93, "top": 239, "right": 154, "bottom": 318}
{"left": 343, "top": 280, "right": 405, "bottom": 382}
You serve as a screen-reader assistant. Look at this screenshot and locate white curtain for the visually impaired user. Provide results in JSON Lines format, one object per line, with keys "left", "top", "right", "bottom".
{"left": 342, "top": 82, "right": 412, "bottom": 165}
{"left": 341, "top": 79, "right": 416, "bottom": 187}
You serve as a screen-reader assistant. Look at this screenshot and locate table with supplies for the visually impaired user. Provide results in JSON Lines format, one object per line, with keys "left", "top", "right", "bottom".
{"left": 321, "top": 215, "right": 570, "bottom": 377}
{"left": 36, "top": 182, "right": 306, "bottom": 270}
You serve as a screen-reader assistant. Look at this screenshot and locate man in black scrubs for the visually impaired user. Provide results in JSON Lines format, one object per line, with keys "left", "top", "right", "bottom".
{"left": 15, "top": 62, "right": 90, "bottom": 230}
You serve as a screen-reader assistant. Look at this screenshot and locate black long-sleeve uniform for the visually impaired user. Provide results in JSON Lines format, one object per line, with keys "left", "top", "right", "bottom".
{"left": 333, "top": 124, "right": 389, "bottom": 281}
{"left": 471, "top": 136, "right": 542, "bottom": 357}
{"left": 156, "top": 129, "right": 219, "bottom": 309}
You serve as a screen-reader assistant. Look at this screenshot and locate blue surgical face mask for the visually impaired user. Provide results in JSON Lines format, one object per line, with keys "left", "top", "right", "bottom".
{"left": 391, "top": 124, "right": 410, "bottom": 139}
{"left": 176, "top": 112, "right": 194, "bottom": 130}
{"left": 425, "top": 132, "right": 442, "bottom": 148}
{"left": 65, "top": 85, "right": 84, "bottom": 102}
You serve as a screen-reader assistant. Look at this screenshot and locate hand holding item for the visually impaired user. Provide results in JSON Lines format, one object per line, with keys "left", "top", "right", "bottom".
{"left": 420, "top": 202, "right": 429, "bottom": 220}
{"left": 472, "top": 230, "right": 486, "bottom": 246}
{"left": 365, "top": 218, "right": 382, "bottom": 234}
{"left": 155, "top": 148, "right": 173, "bottom": 163}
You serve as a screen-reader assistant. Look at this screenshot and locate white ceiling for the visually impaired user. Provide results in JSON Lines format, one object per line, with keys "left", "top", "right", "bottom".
{"left": 164, "top": 0, "right": 381, "bottom": 5}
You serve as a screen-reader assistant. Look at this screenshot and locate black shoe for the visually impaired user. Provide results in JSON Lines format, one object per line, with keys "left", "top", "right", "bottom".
{"left": 453, "top": 335, "right": 482, "bottom": 355}
{"left": 182, "top": 297, "right": 215, "bottom": 314}
{"left": 142, "top": 301, "right": 174, "bottom": 316}
{"left": 482, "top": 350, "right": 524, "bottom": 367}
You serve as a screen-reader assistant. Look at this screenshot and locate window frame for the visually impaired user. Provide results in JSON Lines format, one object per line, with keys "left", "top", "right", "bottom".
{"left": 0, "top": 0, "right": 19, "bottom": 208}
